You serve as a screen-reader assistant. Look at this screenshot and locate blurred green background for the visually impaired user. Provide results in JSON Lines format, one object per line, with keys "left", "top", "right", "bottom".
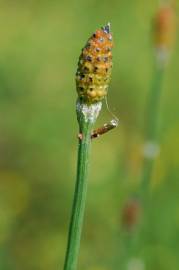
{"left": 0, "top": 0, "right": 179, "bottom": 269}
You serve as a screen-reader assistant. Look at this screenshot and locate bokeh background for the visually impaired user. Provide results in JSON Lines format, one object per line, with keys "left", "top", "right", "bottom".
{"left": 0, "top": 0, "right": 179, "bottom": 269}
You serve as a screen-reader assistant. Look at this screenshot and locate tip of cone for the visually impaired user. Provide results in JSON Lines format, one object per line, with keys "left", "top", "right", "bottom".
{"left": 102, "top": 22, "right": 111, "bottom": 33}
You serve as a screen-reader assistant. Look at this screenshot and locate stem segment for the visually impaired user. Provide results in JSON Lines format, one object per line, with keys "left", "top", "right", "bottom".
{"left": 63, "top": 100, "right": 102, "bottom": 270}
{"left": 140, "top": 66, "right": 164, "bottom": 196}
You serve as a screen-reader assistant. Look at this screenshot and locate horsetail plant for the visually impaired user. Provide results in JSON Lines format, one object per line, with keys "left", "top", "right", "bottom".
{"left": 63, "top": 23, "right": 117, "bottom": 270}
{"left": 117, "top": 4, "right": 176, "bottom": 269}
{"left": 141, "top": 2, "right": 176, "bottom": 196}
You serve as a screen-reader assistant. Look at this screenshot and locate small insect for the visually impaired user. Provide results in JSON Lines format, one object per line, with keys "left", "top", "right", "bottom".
{"left": 76, "top": 23, "right": 113, "bottom": 103}
{"left": 78, "top": 119, "right": 118, "bottom": 141}
{"left": 91, "top": 119, "right": 118, "bottom": 139}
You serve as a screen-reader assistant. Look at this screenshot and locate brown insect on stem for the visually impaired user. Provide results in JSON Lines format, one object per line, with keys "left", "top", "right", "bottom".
{"left": 91, "top": 119, "right": 119, "bottom": 139}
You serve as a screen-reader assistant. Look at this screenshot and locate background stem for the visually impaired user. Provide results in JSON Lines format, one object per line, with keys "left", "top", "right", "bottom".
{"left": 116, "top": 65, "right": 165, "bottom": 270}
{"left": 63, "top": 117, "right": 93, "bottom": 270}
{"left": 140, "top": 65, "right": 164, "bottom": 196}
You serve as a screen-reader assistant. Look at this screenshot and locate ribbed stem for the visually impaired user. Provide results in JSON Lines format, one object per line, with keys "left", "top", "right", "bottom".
{"left": 63, "top": 100, "right": 101, "bottom": 270}
{"left": 64, "top": 120, "right": 92, "bottom": 270}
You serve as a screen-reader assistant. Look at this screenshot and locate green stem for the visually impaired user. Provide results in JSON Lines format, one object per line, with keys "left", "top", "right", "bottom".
{"left": 140, "top": 66, "right": 164, "bottom": 196}
{"left": 115, "top": 66, "right": 165, "bottom": 270}
{"left": 63, "top": 100, "right": 101, "bottom": 270}
{"left": 144, "top": 67, "right": 164, "bottom": 142}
